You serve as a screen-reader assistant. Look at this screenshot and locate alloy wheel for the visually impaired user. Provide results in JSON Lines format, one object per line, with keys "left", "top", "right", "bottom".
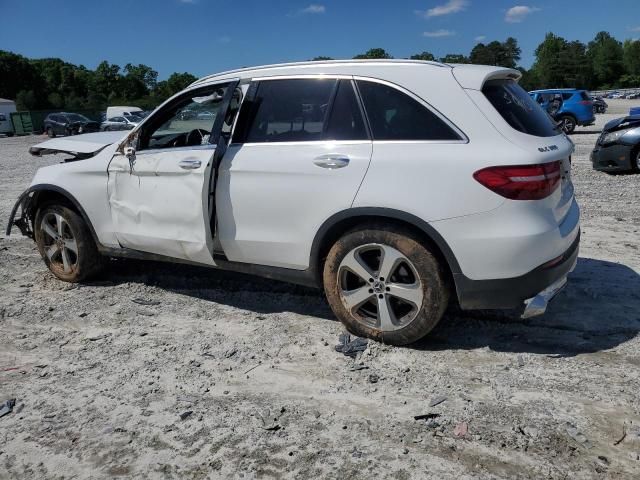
{"left": 562, "top": 117, "right": 575, "bottom": 133}
{"left": 40, "top": 212, "right": 78, "bottom": 274}
{"left": 337, "top": 244, "right": 423, "bottom": 331}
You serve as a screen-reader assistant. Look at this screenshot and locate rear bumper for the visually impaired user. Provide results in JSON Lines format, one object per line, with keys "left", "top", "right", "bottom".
{"left": 591, "top": 143, "right": 634, "bottom": 171}
{"left": 455, "top": 231, "right": 580, "bottom": 310}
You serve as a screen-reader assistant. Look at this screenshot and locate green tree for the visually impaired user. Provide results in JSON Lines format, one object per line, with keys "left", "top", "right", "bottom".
{"left": 410, "top": 51, "right": 435, "bottom": 61}
{"left": 531, "top": 33, "right": 569, "bottom": 88}
{"left": 311, "top": 56, "right": 333, "bottom": 61}
{"left": 93, "top": 61, "right": 122, "bottom": 100}
{"left": 0, "top": 51, "right": 43, "bottom": 103}
{"left": 16, "top": 90, "right": 38, "bottom": 110}
{"left": 153, "top": 72, "right": 197, "bottom": 101}
{"left": 353, "top": 48, "right": 393, "bottom": 59}
{"left": 470, "top": 38, "right": 520, "bottom": 68}
{"left": 588, "top": 31, "right": 624, "bottom": 88}
{"left": 623, "top": 39, "right": 640, "bottom": 76}
{"left": 440, "top": 54, "right": 470, "bottom": 64}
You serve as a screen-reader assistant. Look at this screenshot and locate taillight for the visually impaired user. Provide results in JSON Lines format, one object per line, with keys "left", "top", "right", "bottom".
{"left": 473, "top": 161, "right": 561, "bottom": 200}
{"left": 579, "top": 100, "right": 592, "bottom": 105}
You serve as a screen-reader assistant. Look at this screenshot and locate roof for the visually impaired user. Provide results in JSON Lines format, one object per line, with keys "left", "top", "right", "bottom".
{"left": 189, "top": 59, "right": 519, "bottom": 91}
{"left": 529, "top": 88, "right": 585, "bottom": 93}
{"left": 190, "top": 59, "right": 449, "bottom": 86}
{"left": 0, "top": 98, "right": 16, "bottom": 104}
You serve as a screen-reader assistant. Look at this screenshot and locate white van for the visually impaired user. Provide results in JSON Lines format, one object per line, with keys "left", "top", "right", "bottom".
{"left": 0, "top": 98, "right": 16, "bottom": 136}
{"left": 105, "top": 106, "right": 142, "bottom": 120}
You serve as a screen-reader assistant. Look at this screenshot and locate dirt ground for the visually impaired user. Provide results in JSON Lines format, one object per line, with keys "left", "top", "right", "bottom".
{"left": 1, "top": 99, "right": 639, "bottom": 479}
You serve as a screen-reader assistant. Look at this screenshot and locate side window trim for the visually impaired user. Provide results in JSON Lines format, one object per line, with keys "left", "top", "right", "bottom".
{"left": 320, "top": 80, "right": 340, "bottom": 137}
{"left": 350, "top": 78, "right": 373, "bottom": 140}
{"left": 352, "top": 75, "right": 468, "bottom": 143}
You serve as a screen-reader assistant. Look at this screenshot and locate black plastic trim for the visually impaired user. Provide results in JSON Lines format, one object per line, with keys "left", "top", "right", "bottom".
{"left": 309, "top": 207, "right": 463, "bottom": 276}
{"left": 454, "top": 231, "right": 580, "bottom": 310}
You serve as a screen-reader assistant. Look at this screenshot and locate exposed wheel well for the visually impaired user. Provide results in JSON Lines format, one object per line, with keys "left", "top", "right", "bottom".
{"left": 32, "top": 190, "right": 76, "bottom": 213}
{"left": 313, "top": 214, "right": 457, "bottom": 293}
{"left": 26, "top": 187, "right": 100, "bottom": 247}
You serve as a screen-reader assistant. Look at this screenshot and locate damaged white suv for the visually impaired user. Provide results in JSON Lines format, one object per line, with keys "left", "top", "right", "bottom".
{"left": 7, "top": 60, "right": 580, "bottom": 345}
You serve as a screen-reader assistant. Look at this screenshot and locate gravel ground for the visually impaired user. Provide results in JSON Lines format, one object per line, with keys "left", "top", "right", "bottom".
{"left": 1, "top": 100, "right": 639, "bottom": 479}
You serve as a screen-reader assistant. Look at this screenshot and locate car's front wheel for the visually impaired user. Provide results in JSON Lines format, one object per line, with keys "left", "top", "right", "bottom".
{"left": 633, "top": 147, "right": 640, "bottom": 173}
{"left": 46, "top": 127, "right": 55, "bottom": 138}
{"left": 323, "top": 225, "right": 449, "bottom": 346}
{"left": 34, "top": 204, "right": 105, "bottom": 282}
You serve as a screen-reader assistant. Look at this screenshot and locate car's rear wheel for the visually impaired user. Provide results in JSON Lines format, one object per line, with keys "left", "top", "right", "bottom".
{"left": 47, "top": 127, "right": 55, "bottom": 138}
{"left": 34, "top": 205, "right": 105, "bottom": 282}
{"left": 559, "top": 115, "right": 576, "bottom": 134}
{"left": 323, "top": 225, "right": 449, "bottom": 346}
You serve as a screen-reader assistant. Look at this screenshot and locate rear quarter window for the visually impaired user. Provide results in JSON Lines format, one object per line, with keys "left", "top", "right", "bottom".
{"left": 356, "top": 80, "right": 461, "bottom": 141}
{"left": 483, "top": 80, "right": 559, "bottom": 137}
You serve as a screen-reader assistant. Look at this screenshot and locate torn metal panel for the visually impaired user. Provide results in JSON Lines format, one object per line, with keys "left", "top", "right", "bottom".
{"left": 29, "top": 131, "right": 127, "bottom": 158}
{"left": 106, "top": 147, "right": 216, "bottom": 266}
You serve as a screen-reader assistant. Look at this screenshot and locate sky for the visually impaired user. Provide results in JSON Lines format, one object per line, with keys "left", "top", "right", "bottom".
{"left": 1, "top": 0, "right": 639, "bottom": 79}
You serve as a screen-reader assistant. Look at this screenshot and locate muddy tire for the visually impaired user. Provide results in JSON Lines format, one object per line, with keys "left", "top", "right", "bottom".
{"left": 34, "top": 204, "right": 105, "bottom": 282}
{"left": 323, "top": 224, "right": 449, "bottom": 346}
{"left": 47, "top": 127, "right": 55, "bottom": 138}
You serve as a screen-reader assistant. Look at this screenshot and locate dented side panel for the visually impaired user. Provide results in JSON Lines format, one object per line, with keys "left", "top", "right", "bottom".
{"left": 107, "top": 148, "right": 216, "bottom": 266}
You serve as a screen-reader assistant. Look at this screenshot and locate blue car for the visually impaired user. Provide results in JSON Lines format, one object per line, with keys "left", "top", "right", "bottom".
{"left": 529, "top": 89, "right": 595, "bottom": 134}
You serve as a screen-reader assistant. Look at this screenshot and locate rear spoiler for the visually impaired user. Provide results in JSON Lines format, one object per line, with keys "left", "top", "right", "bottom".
{"left": 450, "top": 65, "right": 522, "bottom": 90}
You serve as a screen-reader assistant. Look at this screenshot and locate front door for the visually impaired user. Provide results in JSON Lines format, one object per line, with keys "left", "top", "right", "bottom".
{"left": 216, "top": 77, "right": 373, "bottom": 269}
{"left": 107, "top": 80, "right": 239, "bottom": 265}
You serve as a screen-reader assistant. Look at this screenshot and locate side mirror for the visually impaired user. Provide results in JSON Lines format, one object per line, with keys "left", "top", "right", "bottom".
{"left": 124, "top": 146, "right": 136, "bottom": 171}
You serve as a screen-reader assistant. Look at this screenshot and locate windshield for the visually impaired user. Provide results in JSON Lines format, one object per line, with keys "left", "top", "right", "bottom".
{"left": 483, "top": 80, "right": 559, "bottom": 137}
{"left": 66, "top": 114, "right": 90, "bottom": 123}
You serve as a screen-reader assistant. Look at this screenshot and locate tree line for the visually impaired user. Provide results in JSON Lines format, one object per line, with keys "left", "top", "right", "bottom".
{"left": 0, "top": 51, "right": 197, "bottom": 112}
{"left": 1, "top": 30, "right": 639, "bottom": 112}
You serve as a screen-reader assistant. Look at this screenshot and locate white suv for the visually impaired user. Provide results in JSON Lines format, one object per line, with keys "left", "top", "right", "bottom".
{"left": 7, "top": 60, "right": 580, "bottom": 345}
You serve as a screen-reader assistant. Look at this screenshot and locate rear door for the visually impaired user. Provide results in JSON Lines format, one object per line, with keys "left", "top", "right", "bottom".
{"left": 216, "top": 77, "right": 373, "bottom": 269}
{"left": 107, "top": 80, "right": 238, "bottom": 265}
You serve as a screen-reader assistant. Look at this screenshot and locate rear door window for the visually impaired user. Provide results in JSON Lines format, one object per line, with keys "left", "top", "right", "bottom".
{"left": 245, "top": 79, "right": 336, "bottom": 143}
{"left": 355, "top": 80, "right": 461, "bottom": 141}
{"left": 482, "top": 79, "right": 559, "bottom": 137}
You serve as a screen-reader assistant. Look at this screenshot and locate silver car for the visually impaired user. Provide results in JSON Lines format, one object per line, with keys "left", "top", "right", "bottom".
{"left": 100, "top": 116, "right": 138, "bottom": 131}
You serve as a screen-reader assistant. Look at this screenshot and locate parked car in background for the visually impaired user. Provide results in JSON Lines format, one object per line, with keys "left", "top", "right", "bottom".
{"left": 591, "top": 115, "right": 640, "bottom": 172}
{"left": 7, "top": 60, "right": 580, "bottom": 345}
{"left": 607, "top": 91, "right": 623, "bottom": 99}
{"left": 591, "top": 96, "right": 608, "bottom": 114}
{"left": 43, "top": 113, "right": 100, "bottom": 137}
{"left": 100, "top": 116, "right": 139, "bottom": 131}
{"left": 529, "top": 89, "right": 595, "bottom": 134}
{"left": 624, "top": 91, "right": 640, "bottom": 99}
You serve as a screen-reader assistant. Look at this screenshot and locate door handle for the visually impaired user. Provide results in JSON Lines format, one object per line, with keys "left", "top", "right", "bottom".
{"left": 313, "top": 154, "right": 350, "bottom": 169}
{"left": 178, "top": 159, "right": 202, "bottom": 170}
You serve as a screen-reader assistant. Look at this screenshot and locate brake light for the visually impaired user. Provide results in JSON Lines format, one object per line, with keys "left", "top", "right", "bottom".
{"left": 579, "top": 100, "right": 592, "bottom": 105}
{"left": 473, "top": 161, "right": 561, "bottom": 200}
